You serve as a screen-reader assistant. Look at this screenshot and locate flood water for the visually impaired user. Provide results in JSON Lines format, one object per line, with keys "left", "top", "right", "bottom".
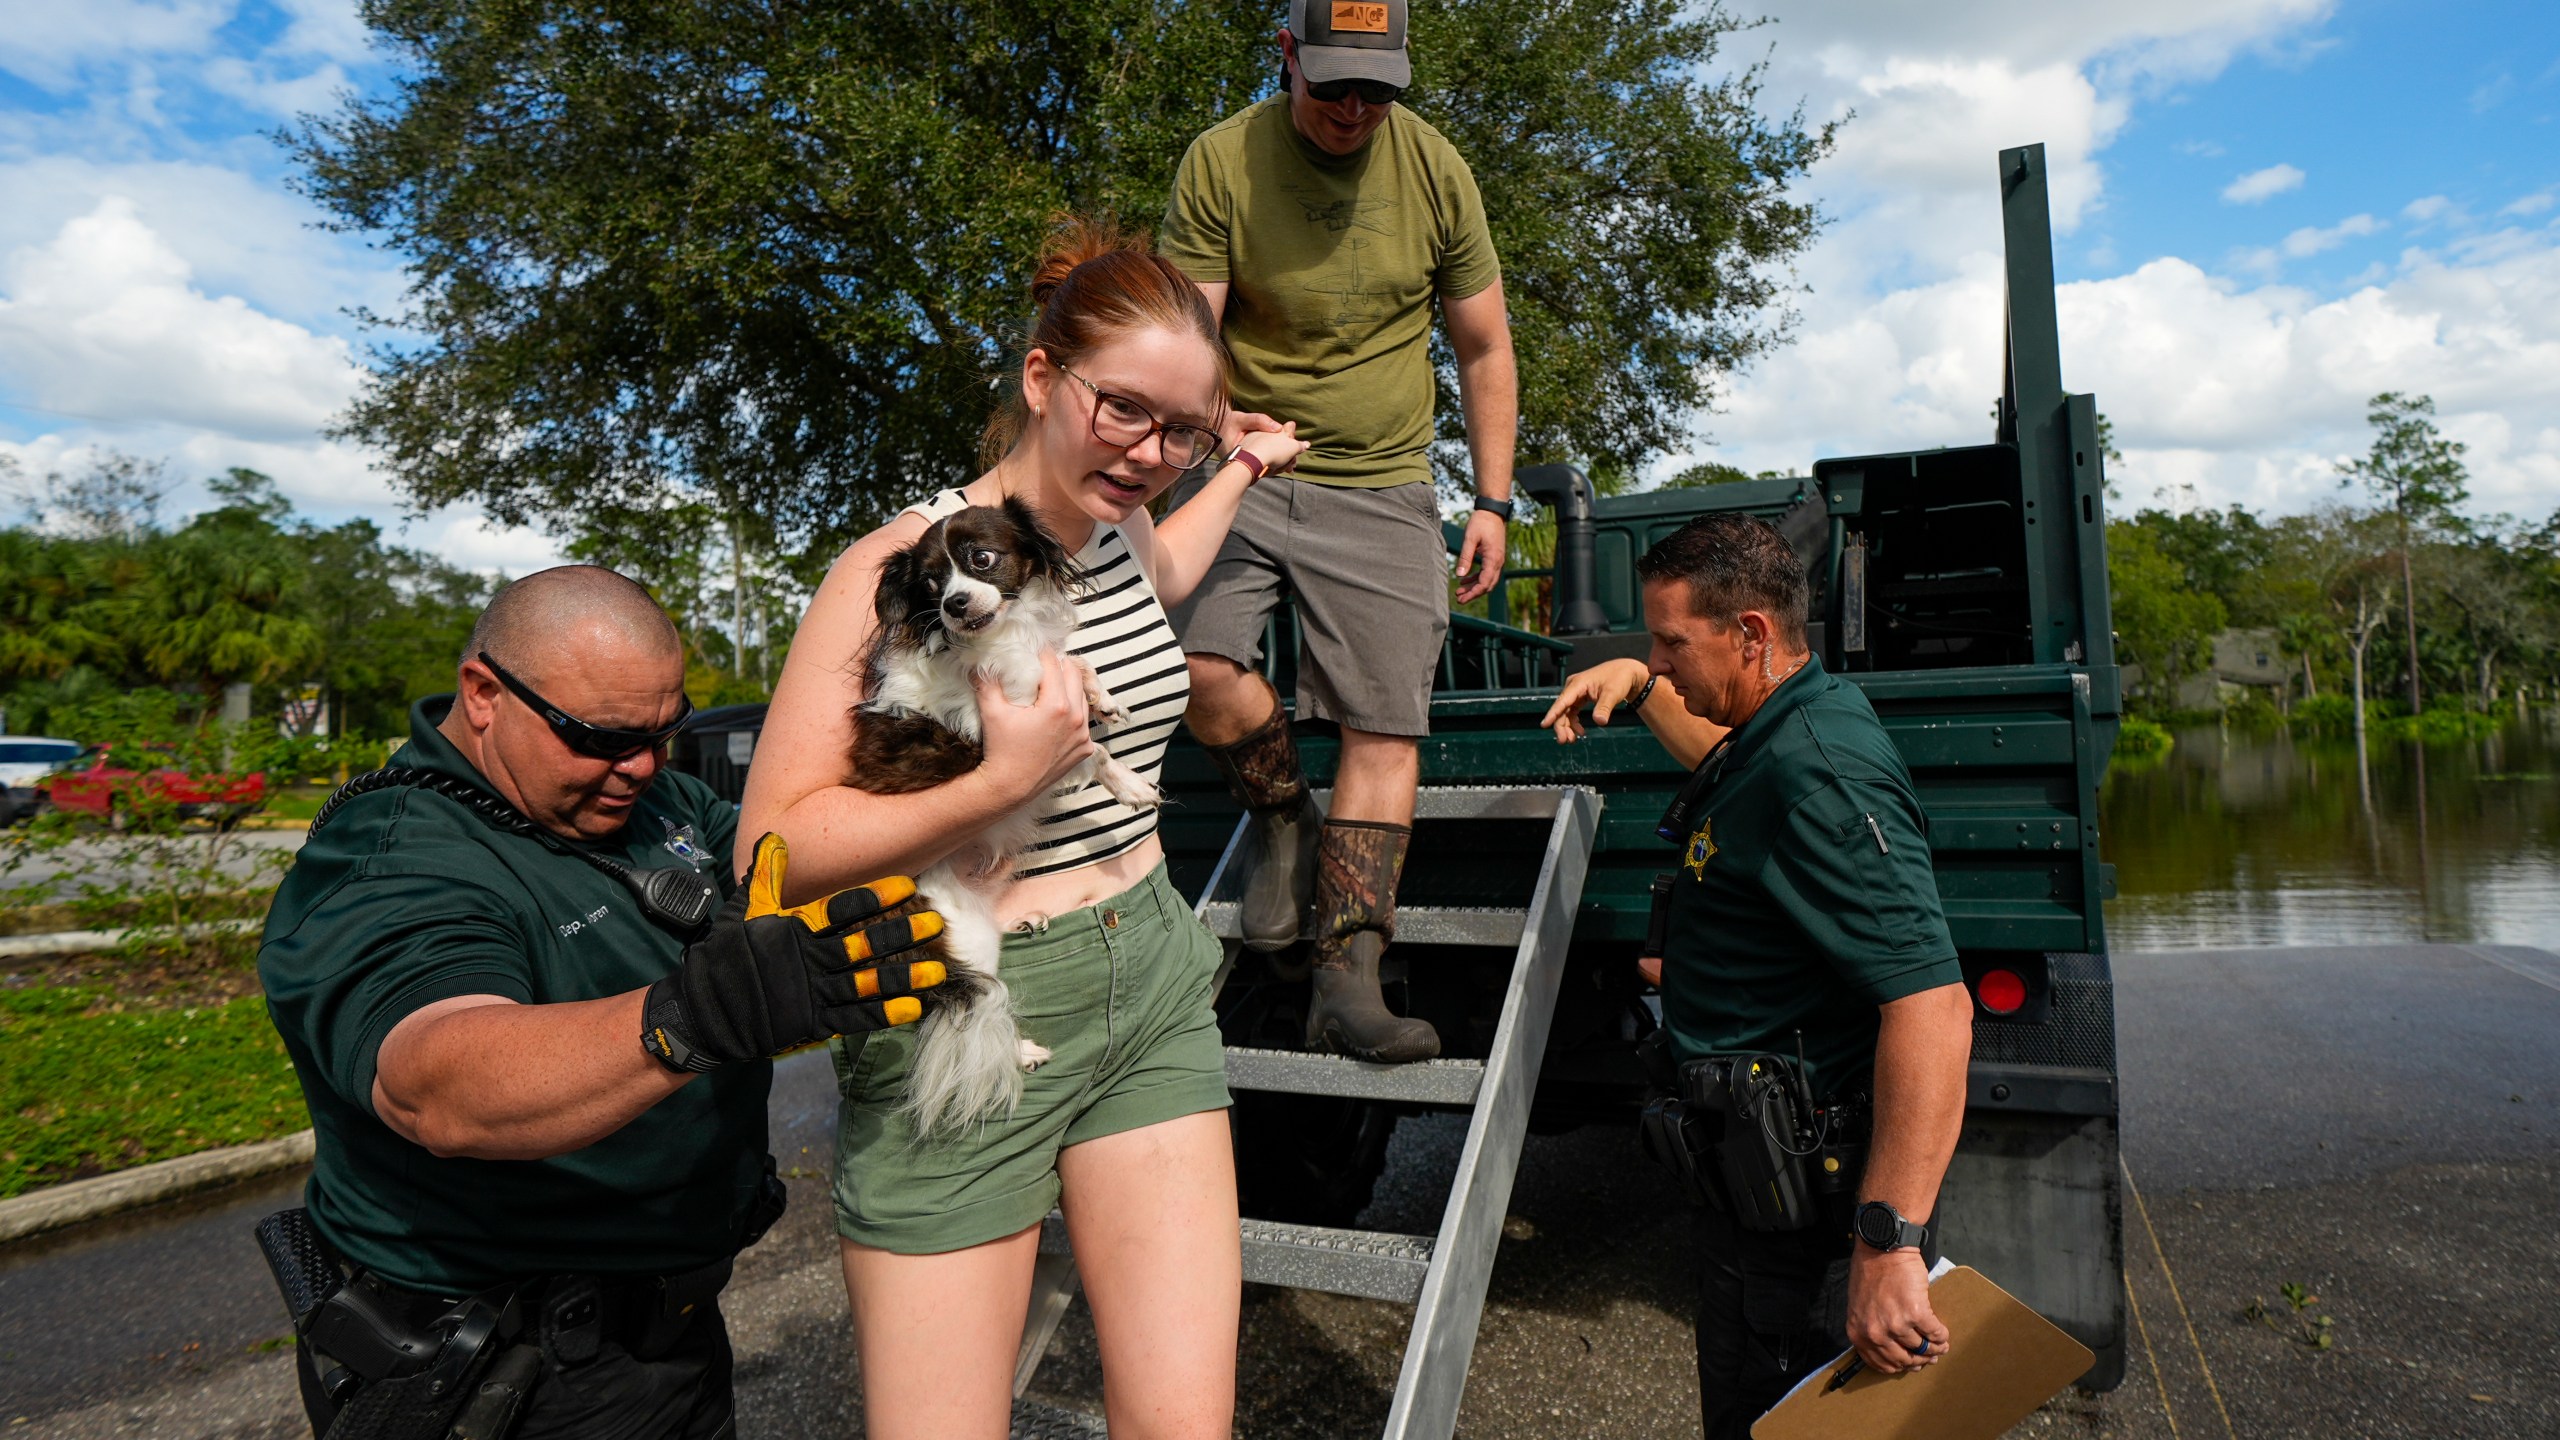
{"left": 2099, "top": 712, "right": 2560, "bottom": 954}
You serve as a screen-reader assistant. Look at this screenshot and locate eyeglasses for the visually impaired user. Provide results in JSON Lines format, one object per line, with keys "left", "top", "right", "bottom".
{"left": 1303, "top": 76, "right": 1403, "bottom": 106}
{"left": 1054, "top": 364, "right": 1225, "bottom": 469}
{"left": 477, "top": 651, "right": 694, "bottom": 761}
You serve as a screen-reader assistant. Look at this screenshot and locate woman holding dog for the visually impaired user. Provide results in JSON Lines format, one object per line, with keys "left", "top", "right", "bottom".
{"left": 742, "top": 218, "right": 1307, "bottom": 1440}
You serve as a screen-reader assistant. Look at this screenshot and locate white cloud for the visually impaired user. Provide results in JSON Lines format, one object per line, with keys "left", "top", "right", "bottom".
{"left": 422, "top": 513, "right": 571, "bottom": 579}
{"left": 0, "top": 157, "right": 402, "bottom": 330}
{"left": 2402, "top": 194, "right": 2457, "bottom": 225}
{"left": 0, "top": 427, "right": 391, "bottom": 524}
{"left": 1702, "top": 235, "right": 2560, "bottom": 523}
{"left": 2503, "top": 191, "right": 2558, "bottom": 218}
{"left": 0, "top": 0, "right": 232, "bottom": 90}
{"left": 0, "top": 198, "right": 362, "bottom": 441}
{"left": 2280, "top": 213, "right": 2383, "bottom": 257}
{"left": 2222, "top": 163, "right": 2306, "bottom": 204}
{"left": 2231, "top": 213, "right": 2387, "bottom": 274}
{"left": 0, "top": 0, "right": 370, "bottom": 92}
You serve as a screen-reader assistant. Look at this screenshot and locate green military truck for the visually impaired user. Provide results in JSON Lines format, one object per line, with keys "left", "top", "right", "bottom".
{"left": 675, "top": 144, "right": 2122, "bottom": 1438}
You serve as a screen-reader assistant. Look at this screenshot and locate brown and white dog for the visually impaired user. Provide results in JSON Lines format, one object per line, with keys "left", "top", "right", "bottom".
{"left": 851, "top": 498, "right": 1160, "bottom": 1135}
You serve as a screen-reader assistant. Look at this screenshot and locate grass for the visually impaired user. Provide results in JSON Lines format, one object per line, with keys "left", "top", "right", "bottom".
{"left": 0, "top": 981, "right": 308, "bottom": 1200}
{"left": 0, "top": 888, "right": 275, "bottom": 937}
{"left": 258, "top": 783, "right": 334, "bottom": 823}
{"left": 2116, "top": 715, "right": 2175, "bottom": 760}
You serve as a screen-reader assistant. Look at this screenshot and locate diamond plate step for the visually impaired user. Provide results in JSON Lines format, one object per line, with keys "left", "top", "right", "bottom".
{"left": 1039, "top": 1213, "right": 1435, "bottom": 1305}
{"left": 1312, "top": 785, "right": 1571, "bottom": 821}
{"left": 1242, "top": 1217, "right": 1436, "bottom": 1302}
{"left": 1010, "top": 1397, "right": 1108, "bottom": 1439}
{"left": 1201, "top": 902, "right": 1525, "bottom": 948}
{"left": 1224, "top": 1046, "right": 1485, "bottom": 1104}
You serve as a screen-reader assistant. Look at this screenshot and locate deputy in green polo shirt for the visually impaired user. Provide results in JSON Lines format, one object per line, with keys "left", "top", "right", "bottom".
{"left": 1541, "top": 515, "right": 1974, "bottom": 1440}
{"left": 259, "top": 566, "right": 953, "bottom": 1440}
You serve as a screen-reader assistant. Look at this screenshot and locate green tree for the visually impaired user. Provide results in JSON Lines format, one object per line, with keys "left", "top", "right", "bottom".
{"left": 122, "top": 522, "right": 323, "bottom": 709}
{"left": 1661, "top": 461, "right": 1780, "bottom": 488}
{"left": 0, "top": 532, "right": 114, "bottom": 682}
{"left": 292, "top": 0, "right": 1830, "bottom": 548}
{"left": 2107, "top": 517, "right": 2226, "bottom": 713}
{"left": 2338, "top": 392, "right": 2470, "bottom": 713}
{"left": 2293, "top": 507, "right": 2396, "bottom": 759}
{"left": 5, "top": 451, "right": 170, "bottom": 540}
{"left": 2142, "top": 504, "right": 2276, "bottom": 624}
{"left": 292, "top": 517, "right": 493, "bottom": 737}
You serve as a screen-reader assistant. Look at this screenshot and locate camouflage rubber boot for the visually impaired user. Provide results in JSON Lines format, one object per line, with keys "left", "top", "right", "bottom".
{"left": 1306, "top": 820, "right": 1439, "bottom": 1063}
{"left": 1201, "top": 691, "right": 1324, "bottom": 952}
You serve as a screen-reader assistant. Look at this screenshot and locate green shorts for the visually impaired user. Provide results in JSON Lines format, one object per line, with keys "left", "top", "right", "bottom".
{"left": 828, "top": 862, "right": 1232, "bottom": 1254}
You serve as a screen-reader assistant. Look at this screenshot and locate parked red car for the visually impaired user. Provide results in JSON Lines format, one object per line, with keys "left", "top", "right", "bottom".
{"left": 42, "top": 744, "right": 267, "bottom": 829}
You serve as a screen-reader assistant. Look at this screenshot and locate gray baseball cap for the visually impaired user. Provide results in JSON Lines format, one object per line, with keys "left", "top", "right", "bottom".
{"left": 1287, "top": 0, "right": 1410, "bottom": 89}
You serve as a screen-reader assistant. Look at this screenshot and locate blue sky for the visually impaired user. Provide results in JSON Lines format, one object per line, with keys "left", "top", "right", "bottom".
{"left": 2078, "top": 0, "right": 2557, "bottom": 289}
{"left": 0, "top": 0, "right": 2554, "bottom": 572}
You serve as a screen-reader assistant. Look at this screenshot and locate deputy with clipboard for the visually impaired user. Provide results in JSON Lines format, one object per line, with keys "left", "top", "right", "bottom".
{"left": 1542, "top": 515, "right": 1979, "bottom": 1438}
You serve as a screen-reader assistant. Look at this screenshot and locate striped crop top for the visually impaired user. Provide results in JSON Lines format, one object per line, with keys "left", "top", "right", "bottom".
{"left": 903, "top": 490, "right": 1190, "bottom": 878}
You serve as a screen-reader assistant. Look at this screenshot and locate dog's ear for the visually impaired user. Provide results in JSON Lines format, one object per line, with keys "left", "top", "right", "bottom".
{"left": 872, "top": 519, "right": 945, "bottom": 638}
{"left": 1003, "top": 495, "right": 1084, "bottom": 590}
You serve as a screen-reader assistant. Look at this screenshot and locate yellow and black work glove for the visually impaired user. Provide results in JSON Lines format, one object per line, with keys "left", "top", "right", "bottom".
{"left": 641, "top": 833, "right": 950, "bottom": 1073}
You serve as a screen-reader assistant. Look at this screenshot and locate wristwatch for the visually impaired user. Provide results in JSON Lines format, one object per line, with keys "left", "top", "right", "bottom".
{"left": 1472, "top": 494, "right": 1514, "bottom": 519}
{"left": 1853, "top": 1200, "right": 1931, "bottom": 1253}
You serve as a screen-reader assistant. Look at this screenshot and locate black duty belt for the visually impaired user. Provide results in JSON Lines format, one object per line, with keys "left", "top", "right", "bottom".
{"left": 256, "top": 1208, "right": 738, "bottom": 1440}
{"left": 1634, "top": 1032, "right": 1869, "bottom": 1233}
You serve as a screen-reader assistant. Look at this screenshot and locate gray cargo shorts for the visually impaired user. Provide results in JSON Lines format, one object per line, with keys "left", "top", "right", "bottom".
{"left": 1165, "top": 472, "right": 1450, "bottom": 738}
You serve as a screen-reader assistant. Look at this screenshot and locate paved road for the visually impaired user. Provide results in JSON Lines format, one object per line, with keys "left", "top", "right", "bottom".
{"left": 5, "top": 943, "right": 2556, "bottom": 1438}
{"left": 2, "top": 830, "right": 305, "bottom": 899}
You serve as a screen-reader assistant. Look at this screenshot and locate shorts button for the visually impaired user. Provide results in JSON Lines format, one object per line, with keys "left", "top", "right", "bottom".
{"left": 1101, "top": 909, "right": 1120, "bottom": 928}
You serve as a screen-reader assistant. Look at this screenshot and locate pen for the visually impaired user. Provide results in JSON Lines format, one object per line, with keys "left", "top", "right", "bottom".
{"left": 1824, "top": 1335, "right": 1930, "bottom": 1394}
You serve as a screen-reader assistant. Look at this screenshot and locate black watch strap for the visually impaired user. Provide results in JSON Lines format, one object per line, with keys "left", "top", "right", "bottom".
{"left": 1472, "top": 494, "right": 1514, "bottom": 518}
{"left": 1854, "top": 1200, "right": 1931, "bottom": 1252}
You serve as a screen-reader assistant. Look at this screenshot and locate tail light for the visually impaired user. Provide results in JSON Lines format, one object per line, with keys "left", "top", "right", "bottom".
{"left": 1976, "top": 967, "right": 2028, "bottom": 1015}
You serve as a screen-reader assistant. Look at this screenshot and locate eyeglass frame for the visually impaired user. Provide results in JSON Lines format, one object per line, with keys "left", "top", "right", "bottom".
{"left": 475, "top": 651, "right": 694, "bottom": 761}
{"left": 1052, "top": 363, "right": 1227, "bottom": 470}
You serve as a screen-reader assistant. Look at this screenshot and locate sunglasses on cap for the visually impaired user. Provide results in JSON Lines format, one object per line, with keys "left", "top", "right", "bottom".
{"left": 1303, "top": 76, "right": 1403, "bottom": 106}
{"left": 477, "top": 651, "right": 694, "bottom": 761}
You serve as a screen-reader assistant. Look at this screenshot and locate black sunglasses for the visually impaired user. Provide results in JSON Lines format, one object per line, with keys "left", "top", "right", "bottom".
{"left": 477, "top": 651, "right": 694, "bottom": 761}
{"left": 1303, "top": 76, "right": 1403, "bottom": 106}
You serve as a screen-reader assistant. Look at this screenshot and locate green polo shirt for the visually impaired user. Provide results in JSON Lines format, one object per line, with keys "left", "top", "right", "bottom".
{"left": 258, "top": 696, "right": 760, "bottom": 1293}
{"left": 1658, "top": 657, "right": 1961, "bottom": 1098}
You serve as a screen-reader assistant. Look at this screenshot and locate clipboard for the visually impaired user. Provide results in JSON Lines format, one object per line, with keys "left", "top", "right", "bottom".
{"left": 1750, "top": 1266, "right": 2094, "bottom": 1440}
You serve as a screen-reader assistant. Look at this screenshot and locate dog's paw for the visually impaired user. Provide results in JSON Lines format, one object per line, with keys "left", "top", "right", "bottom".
{"left": 1088, "top": 696, "right": 1131, "bottom": 727}
{"left": 1017, "top": 1038, "right": 1053, "bottom": 1071}
{"left": 1097, "top": 761, "right": 1162, "bottom": 810}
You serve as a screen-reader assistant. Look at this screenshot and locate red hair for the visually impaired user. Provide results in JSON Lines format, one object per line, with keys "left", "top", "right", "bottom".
{"left": 979, "top": 215, "right": 1232, "bottom": 468}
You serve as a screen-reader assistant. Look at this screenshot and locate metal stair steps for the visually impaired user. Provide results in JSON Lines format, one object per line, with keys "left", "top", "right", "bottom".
{"left": 1240, "top": 1217, "right": 1436, "bottom": 1303}
{"left": 1010, "top": 785, "right": 1604, "bottom": 1440}
{"left": 1201, "top": 901, "right": 1525, "bottom": 948}
{"left": 1311, "top": 785, "right": 1575, "bottom": 821}
{"left": 1038, "top": 1212, "right": 1436, "bottom": 1305}
{"left": 1224, "top": 1046, "right": 1486, "bottom": 1104}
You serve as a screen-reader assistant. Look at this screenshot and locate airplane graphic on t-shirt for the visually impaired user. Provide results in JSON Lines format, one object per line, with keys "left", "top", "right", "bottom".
{"left": 1289, "top": 191, "right": 1397, "bottom": 235}
{"left": 1304, "top": 237, "right": 1396, "bottom": 326}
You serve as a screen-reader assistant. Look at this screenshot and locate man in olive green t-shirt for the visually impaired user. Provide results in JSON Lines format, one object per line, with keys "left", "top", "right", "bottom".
{"left": 1160, "top": 0, "right": 1517, "bottom": 1064}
